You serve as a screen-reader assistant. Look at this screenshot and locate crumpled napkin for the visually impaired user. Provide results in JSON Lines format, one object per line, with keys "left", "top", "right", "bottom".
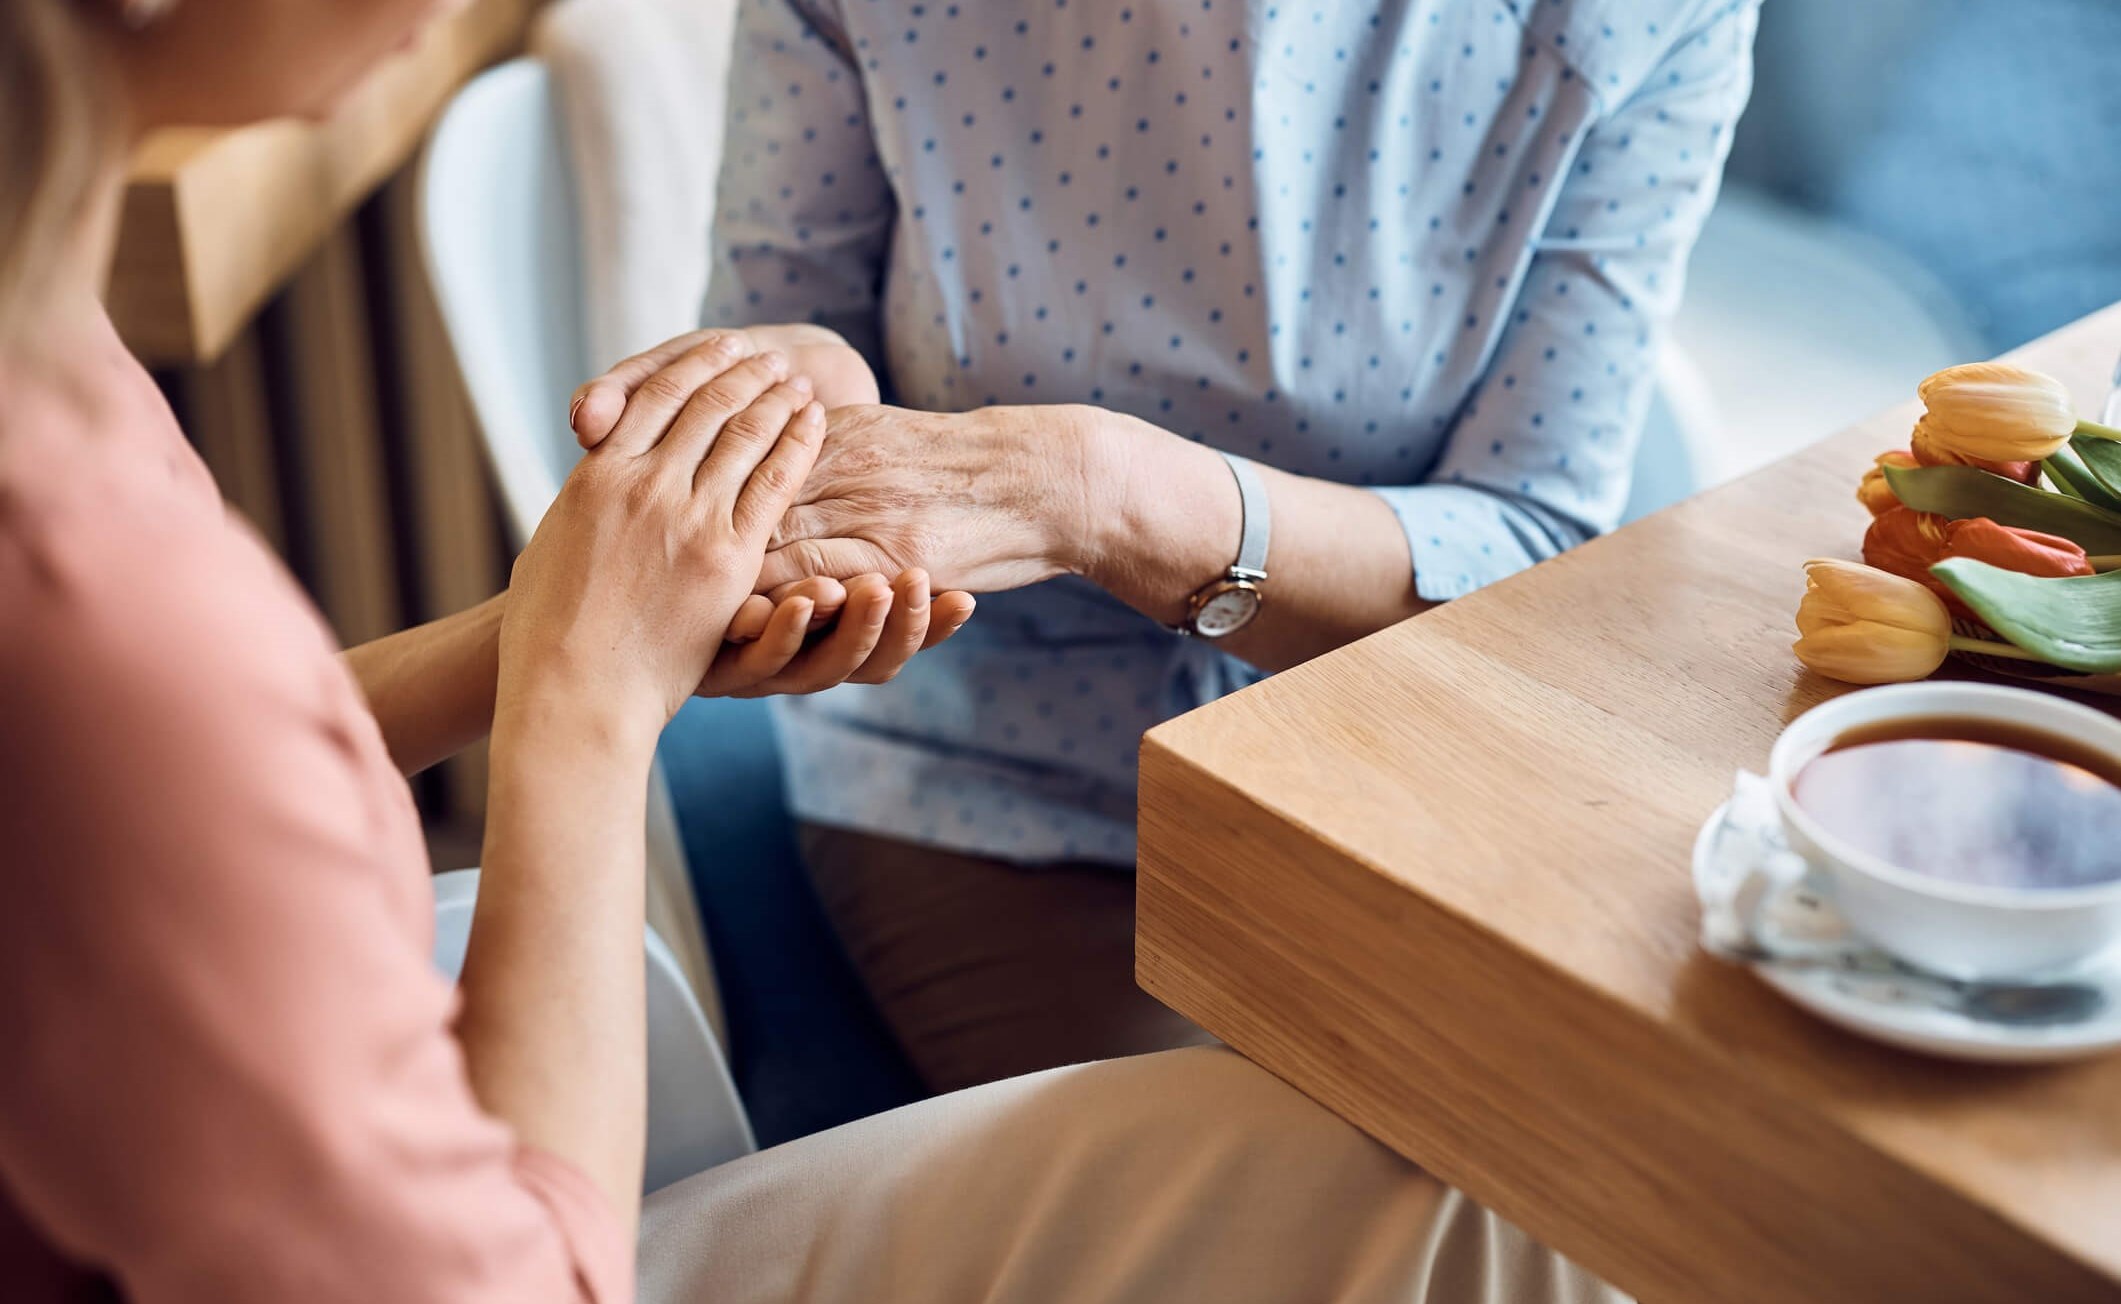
{"left": 1696, "top": 771, "right": 1855, "bottom": 964}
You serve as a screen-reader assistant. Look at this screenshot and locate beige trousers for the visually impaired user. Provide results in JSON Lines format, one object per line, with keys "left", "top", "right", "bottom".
{"left": 639, "top": 1045, "right": 1625, "bottom": 1304}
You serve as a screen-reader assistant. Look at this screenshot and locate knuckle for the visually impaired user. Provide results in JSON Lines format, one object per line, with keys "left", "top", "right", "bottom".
{"left": 721, "top": 406, "right": 776, "bottom": 445}
{"left": 688, "top": 366, "right": 766, "bottom": 416}
{"left": 637, "top": 371, "right": 695, "bottom": 407}
{"left": 728, "top": 352, "right": 782, "bottom": 387}
{"left": 677, "top": 382, "right": 734, "bottom": 424}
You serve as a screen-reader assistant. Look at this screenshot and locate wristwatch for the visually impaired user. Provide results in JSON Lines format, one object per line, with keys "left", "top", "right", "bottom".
{"left": 1176, "top": 452, "right": 1270, "bottom": 639}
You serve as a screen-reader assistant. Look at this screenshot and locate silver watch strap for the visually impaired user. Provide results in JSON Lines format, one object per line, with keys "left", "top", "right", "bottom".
{"left": 1224, "top": 452, "right": 1270, "bottom": 579}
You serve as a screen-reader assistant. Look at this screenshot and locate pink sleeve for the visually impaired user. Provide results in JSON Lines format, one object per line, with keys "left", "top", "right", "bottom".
{"left": 0, "top": 491, "right": 632, "bottom": 1302}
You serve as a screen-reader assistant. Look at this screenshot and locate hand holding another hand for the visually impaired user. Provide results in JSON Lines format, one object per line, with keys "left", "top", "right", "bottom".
{"left": 502, "top": 336, "right": 828, "bottom": 734}
{"left": 520, "top": 329, "right": 972, "bottom": 733}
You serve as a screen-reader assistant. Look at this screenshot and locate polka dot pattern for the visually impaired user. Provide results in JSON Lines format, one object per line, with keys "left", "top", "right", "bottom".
{"left": 706, "top": 0, "right": 1760, "bottom": 865}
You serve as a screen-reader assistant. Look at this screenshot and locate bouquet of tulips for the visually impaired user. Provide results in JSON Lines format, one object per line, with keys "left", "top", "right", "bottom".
{"left": 1794, "top": 362, "right": 2121, "bottom": 691}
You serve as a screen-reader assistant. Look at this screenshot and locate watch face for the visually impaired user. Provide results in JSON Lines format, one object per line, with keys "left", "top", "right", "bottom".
{"left": 1194, "top": 584, "right": 1262, "bottom": 638}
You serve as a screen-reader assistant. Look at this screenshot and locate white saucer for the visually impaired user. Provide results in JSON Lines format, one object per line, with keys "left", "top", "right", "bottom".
{"left": 1691, "top": 802, "right": 2121, "bottom": 1064}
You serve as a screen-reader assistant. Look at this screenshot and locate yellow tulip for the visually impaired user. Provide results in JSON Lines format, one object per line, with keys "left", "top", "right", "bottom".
{"left": 1913, "top": 362, "right": 2078, "bottom": 463}
{"left": 1792, "top": 559, "right": 1952, "bottom": 684}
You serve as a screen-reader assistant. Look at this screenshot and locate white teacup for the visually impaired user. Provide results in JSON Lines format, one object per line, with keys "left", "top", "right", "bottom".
{"left": 1768, "top": 682, "right": 2121, "bottom": 980}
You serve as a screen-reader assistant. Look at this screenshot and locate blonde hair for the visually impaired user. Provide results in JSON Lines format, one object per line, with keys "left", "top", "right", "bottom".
{"left": 0, "top": 0, "right": 117, "bottom": 347}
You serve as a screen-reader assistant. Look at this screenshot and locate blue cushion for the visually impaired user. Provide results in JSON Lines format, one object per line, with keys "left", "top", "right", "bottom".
{"left": 656, "top": 697, "right": 923, "bottom": 1145}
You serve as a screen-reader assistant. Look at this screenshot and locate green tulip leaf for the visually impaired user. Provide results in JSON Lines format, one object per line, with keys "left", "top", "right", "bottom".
{"left": 1884, "top": 463, "right": 2121, "bottom": 554}
{"left": 1929, "top": 560, "right": 2121, "bottom": 674}
{"left": 2044, "top": 445, "right": 2121, "bottom": 512}
{"left": 2070, "top": 431, "right": 2121, "bottom": 501}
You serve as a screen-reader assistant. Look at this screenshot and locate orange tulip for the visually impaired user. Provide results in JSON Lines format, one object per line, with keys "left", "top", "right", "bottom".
{"left": 1913, "top": 362, "right": 2077, "bottom": 465}
{"left": 1862, "top": 506, "right": 2093, "bottom": 616}
{"left": 1793, "top": 560, "right": 1952, "bottom": 684}
{"left": 1862, "top": 507, "right": 1950, "bottom": 583}
{"left": 1856, "top": 449, "right": 1919, "bottom": 515}
{"left": 1946, "top": 515, "right": 2096, "bottom": 578}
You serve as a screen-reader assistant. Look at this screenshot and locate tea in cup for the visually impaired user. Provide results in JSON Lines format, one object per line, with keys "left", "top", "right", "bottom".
{"left": 1767, "top": 683, "right": 2121, "bottom": 979}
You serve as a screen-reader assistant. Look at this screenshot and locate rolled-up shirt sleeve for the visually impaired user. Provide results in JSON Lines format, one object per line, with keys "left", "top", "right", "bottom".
{"left": 705, "top": 0, "right": 896, "bottom": 369}
{"left": 0, "top": 504, "right": 629, "bottom": 1303}
{"left": 1379, "top": 0, "right": 1758, "bottom": 602}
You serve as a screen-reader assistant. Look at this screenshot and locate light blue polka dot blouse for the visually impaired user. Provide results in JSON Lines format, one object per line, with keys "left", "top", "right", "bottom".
{"left": 706, "top": 0, "right": 1760, "bottom": 866}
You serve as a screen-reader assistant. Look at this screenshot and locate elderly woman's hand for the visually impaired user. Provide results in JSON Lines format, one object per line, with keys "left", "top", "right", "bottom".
{"left": 756, "top": 403, "right": 1113, "bottom": 594}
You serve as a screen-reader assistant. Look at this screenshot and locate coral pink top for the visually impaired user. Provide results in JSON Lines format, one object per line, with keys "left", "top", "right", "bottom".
{"left": 0, "top": 307, "right": 630, "bottom": 1303}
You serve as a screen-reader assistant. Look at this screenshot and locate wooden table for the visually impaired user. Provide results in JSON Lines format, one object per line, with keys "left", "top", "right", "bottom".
{"left": 1137, "top": 305, "right": 2121, "bottom": 1303}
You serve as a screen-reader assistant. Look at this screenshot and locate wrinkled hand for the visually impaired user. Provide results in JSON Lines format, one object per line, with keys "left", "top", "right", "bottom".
{"left": 758, "top": 403, "right": 1105, "bottom": 594}
{"left": 501, "top": 336, "right": 824, "bottom": 728}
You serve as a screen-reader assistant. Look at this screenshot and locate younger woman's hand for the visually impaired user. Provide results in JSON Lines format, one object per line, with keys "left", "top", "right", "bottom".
{"left": 698, "top": 570, "right": 976, "bottom": 698}
{"left": 499, "top": 335, "right": 826, "bottom": 733}
{"left": 570, "top": 325, "right": 880, "bottom": 449}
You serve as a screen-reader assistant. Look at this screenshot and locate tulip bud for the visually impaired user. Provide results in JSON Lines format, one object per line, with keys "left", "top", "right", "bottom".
{"left": 1856, "top": 450, "right": 1919, "bottom": 515}
{"left": 1913, "top": 362, "right": 2077, "bottom": 464}
{"left": 1910, "top": 419, "right": 2040, "bottom": 484}
{"left": 1793, "top": 559, "right": 1952, "bottom": 685}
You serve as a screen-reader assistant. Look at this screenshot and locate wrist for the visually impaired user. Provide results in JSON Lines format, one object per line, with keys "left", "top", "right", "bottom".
{"left": 1065, "top": 406, "right": 1147, "bottom": 586}
{"left": 1066, "top": 408, "right": 1237, "bottom": 613}
{"left": 491, "top": 680, "right": 664, "bottom": 774}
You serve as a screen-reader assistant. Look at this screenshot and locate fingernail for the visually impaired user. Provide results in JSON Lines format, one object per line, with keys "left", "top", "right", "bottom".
{"left": 762, "top": 350, "right": 789, "bottom": 376}
{"left": 568, "top": 393, "right": 584, "bottom": 426}
{"left": 789, "top": 374, "right": 814, "bottom": 396}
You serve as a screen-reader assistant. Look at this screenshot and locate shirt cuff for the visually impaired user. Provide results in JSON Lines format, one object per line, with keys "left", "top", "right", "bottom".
{"left": 1374, "top": 482, "right": 1583, "bottom": 603}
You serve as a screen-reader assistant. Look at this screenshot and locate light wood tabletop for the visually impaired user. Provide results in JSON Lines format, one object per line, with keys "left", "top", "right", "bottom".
{"left": 1137, "top": 304, "right": 2121, "bottom": 1304}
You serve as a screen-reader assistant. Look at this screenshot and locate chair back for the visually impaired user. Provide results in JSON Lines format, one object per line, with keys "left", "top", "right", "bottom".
{"left": 416, "top": 59, "right": 589, "bottom": 543}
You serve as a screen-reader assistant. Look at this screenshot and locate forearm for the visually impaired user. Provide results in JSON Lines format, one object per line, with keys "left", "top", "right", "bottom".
{"left": 1080, "top": 410, "right": 1432, "bottom": 671}
{"left": 455, "top": 689, "right": 655, "bottom": 1239}
{"left": 340, "top": 594, "right": 505, "bottom": 775}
